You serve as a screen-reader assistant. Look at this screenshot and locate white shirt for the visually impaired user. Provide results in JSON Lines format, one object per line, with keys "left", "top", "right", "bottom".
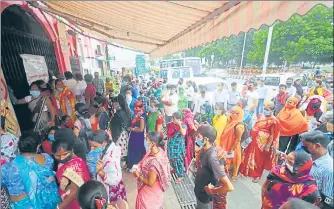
{"left": 75, "top": 81, "right": 87, "bottom": 104}
{"left": 257, "top": 85, "right": 268, "bottom": 99}
{"left": 194, "top": 93, "right": 212, "bottom": 114}
{"left": 286, "top": 86, "right": 297, "bottom": 97}
{"left": 228, "top": 90, "right": 241, "bottom": 105}
{"left": 245, "top": 90, "right": 259, "bottom": 111}
{"left": 162, "top": 92, "right": 179, "bottom": 116}
{"left": 213, "top": 90, "right": 228, "bottom": 109}
{"left": 184, "top": 85, "right": 195, "bottom": 102}
{"left": 64, "top": 79, "right": 77, "bottom": 96}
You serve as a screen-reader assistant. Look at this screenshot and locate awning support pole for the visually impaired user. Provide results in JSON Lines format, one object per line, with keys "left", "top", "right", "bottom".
{"left": 262, "top": 24, "right": 274, "bottom": 75}
{"left": 239, "top": 32, "right": 247, "bottom": 76}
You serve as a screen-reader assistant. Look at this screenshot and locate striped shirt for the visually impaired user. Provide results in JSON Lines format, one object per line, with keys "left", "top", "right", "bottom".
{"left": 310, "top": 152, "right": 333, "bottom": 197}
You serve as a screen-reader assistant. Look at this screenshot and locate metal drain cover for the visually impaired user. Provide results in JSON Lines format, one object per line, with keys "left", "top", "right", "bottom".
{"left": 171, "top": 174, "right": 197, "bottom": 209}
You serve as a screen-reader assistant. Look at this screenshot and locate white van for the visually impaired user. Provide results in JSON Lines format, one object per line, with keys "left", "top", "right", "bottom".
{"left": 159, "top": 66, "right": 194, "bottom": 85}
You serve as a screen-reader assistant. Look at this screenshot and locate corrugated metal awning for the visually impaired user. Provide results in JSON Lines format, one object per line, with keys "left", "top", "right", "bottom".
{"left": 39, "top": 1, "right": 332, "bottom": 58}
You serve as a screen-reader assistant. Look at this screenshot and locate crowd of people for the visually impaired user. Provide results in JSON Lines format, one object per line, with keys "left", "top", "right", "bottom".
{"left": 1, "top": 69, "right": 333, "bottom": 209}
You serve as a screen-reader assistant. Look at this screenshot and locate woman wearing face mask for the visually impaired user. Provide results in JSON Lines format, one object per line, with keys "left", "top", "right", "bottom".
{"left": 147, "top": 99, "right": 164, "bottom": 134}
{"left": 239, "top": 101, "right": 281, "bottom": 183}
{"left": 182, "top": 108, "right": 196, "bottom": 170}
{"left": 277, "top": 97, "right": 309, "bottom": 153}
{"left": 53, "top": 138, "right": 91, "bottom": 209}
{"left": 92, "top": 95, "right": 110, "bottom": 131}
{"left": 305, "top": 98, "right": 323, "bottom": 123}
{"left": 86, "top": 131, "right": 127, "bottom": 202}
{"left": 36, "top": 79, "right": 60, "bottom": 117}
{"left": 167, "top": 112, "right": 187, "bottom": 182}
{"left": 127, "top": 101, "right": 146, "bottom": 170}
{"left": 73, "top": 103, "right": 94, "bottom": 136}
{"left": 110, "top": 95, "right": 131, "bottom": 166}
{"left": 133, "top": 132, "right": 171, "bottom": 209}
{"left": 12, "top": 81, "right": 56, "bottom": 132}
{"left": 55, "top": 79, "right": 76, "bottom": 123}
{"left": 125, "top": 87, "right": 136, "bottom": 118}
{"left": 219, "top": 106, "right": 245, "bottom": 181}
{"left": 1, "top": 131, "right": 61, "bottom": 209}
{"left": 261, "top": 151, "right": 320, "bottom": 209}
{"left": 212, "top": 102, "right": 228, "bottom": 146}
{"left": 41, "top": 126, "right": 59, "bottom": 155}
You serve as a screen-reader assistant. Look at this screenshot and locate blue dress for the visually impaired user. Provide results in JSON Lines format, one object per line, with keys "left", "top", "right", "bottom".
{"left": 127, "top": 116, "right": 146, "bottom": 169}
{"left": 1, "top": 153, "right": 61, "bottom": 209}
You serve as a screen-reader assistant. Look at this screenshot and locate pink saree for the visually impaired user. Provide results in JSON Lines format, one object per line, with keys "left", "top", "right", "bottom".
{"left": 56, "top": 157, "right": 91, "bottom": 209}
{"left": 135, "top": 148, "right": 171, "bottom": 209}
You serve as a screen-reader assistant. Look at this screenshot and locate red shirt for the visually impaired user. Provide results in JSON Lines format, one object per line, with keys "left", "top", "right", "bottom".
{"left": 41, "top": 140, "right": 53, "bottom": 155}
{"left": 85, "top": 84, "right": 96, "bottom": 107}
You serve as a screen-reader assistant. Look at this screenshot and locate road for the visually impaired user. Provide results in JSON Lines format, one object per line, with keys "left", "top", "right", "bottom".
{"left": 122, "top": 170, "right": 270, "bottom": 209}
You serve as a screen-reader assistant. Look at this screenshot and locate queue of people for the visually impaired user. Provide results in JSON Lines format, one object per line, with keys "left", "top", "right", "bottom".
{"left": 1, "top": 71, "right": 333, "bottom": 209}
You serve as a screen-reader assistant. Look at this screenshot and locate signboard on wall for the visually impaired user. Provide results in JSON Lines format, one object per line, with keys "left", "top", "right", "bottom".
{"left": 0, "top": 68, "right": 20, "bottom": 136}
{"left": 20, "top": 54, "right": 49, "bottom": 85}
{"left": 58, "top": 22, "right": 69, "bottom": 54}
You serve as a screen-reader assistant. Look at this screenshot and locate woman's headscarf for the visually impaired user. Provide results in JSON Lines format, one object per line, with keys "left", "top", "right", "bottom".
{"left": 263, "top": 152, "right": 318, "bottom": 209}
{"left": 277, "top": 97, "right": 308, "bottom": 136}
{"left": 220, "top": 106, "right": 244, "bottom": 151}
{"left": 306, "top": 98, "right": 322, "bottom": 116}
{"left": 182, "top": 108, "right": 194, "bottom": 125}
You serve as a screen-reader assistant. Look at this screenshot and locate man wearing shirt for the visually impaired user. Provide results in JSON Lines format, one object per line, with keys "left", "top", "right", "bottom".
{"left": 256, "top": 78, "right": 268, "bottom": 116}
{"left": 92, "top": 72, "right": 105, "bottom": 95}
{"left": 185, "top": 80, "right": 195, "bottom": 110}
{"left": 194, "top": 124, "right": 234, "bottom": 209}
{"left": 74, "top": 73, "right": 87, "bottom": 104}
{"left": 286, "top": 78, "right": 296, "bottom": 98}
{"left": 161, "top": 85, "right": 179, "bottom": 123}
{"left": 194, "top": 85, "right": 212, "bottom": 116}
{"left": 64, "top": 71, "right": 77, "bottom": 96}
{"left": 227, "top": 82, "right": 241, "bottom": 110}
{"left": 213, "top": 82, "right": 228, "bottom": 110}
{"left": 301, "top": 131, "right": 333, "bottom": 209}
{"left": 245, "top": 81, "right": 259, "bottom": 116}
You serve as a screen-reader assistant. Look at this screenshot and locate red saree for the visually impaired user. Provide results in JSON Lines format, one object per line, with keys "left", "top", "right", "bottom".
{"left": 183, "top": 108, "right": 195, "bottom": 170}
{"left": 239, "top": 114, "right": 280, "bottom": 179}
{"left": 56, "top": 157, "right": 91, "bottom": 209}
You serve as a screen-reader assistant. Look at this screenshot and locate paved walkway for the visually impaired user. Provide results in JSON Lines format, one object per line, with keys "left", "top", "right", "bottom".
{"left": 122, "top": 170, "right": 270, "bottom": 209}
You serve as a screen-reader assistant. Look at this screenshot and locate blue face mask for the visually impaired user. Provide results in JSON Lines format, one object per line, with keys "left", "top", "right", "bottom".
{"left": 195, "top": 138, "right": 205, "bottom": 148}
{"left": 30, "top": 90, "right": 40, "bottom": 98}
{"left": 90, "top": 146, "right": 104, "bottom": 154}
{"left": 48, "top": 135, "right": 55, "bottom": 141}
{"left": 263, "top": 109, "right": 271, "bottom": 116}
{"left": 57, "top": 88, "right": 63, "bottom": 92}
{"left": 144, "top": 139, "right": 150, "bottom": 151}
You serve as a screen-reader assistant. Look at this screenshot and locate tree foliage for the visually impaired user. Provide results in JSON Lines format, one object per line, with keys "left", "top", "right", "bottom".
{"left": 183, "top": 5, "right": 333, "bottom": 68}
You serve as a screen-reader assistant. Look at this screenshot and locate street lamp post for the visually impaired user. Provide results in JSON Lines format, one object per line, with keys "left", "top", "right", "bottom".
{"left": 262, "top": 24, "right": 274, "bottom": 75}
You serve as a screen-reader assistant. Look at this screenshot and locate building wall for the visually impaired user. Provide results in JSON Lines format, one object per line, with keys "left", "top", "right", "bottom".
{"left": 1, "top": 1, "right": 74, "bottom": 75}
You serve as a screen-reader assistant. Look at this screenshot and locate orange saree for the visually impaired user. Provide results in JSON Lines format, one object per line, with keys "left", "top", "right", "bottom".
{"left": 277, "top": 97, "right": 308, "bottom": 137}
{"left": 239, "top": 114, "right": 280, "bottom": 179}
{"left": 58, "top": 87, "right": 76, "bottom": 122}
{"left": 220, "top": 106, "right": 244, "bottom": 178}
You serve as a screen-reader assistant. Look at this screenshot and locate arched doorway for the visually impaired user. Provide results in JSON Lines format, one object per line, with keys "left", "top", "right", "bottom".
{"left": 1, "top": 5, "right": 59, "bottom": 132}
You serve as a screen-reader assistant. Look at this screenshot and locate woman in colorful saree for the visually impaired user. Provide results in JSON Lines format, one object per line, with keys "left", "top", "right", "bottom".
{"left": 53, "top": 137, "right": 91, "bottom": 209}
{"left": 220, "top": 105, "right": 245, "bottom": 181}
{"left": 133, "top": 132, "right": 171, "bottom": 209}
{"left": 261, "top": 151, "right": 320, "bottom": 209}
{"left": 167, "top": 112, "right": 187, "bottom": 182}
{"left": 183, "top": 108, "right": 196, "bottom": 170}
{"left": 1, "top": 131, "right": 60, "bottom": 209}
{"left": 239, "top": 101, "right": 281, "bottom": 183}
{"left": 55, "top": 79, "right": 76, "bottom": 122}
{"left": 86, "top": 131, "right": 127, "bottom": 202}
{"left": 277, "top": 97, "right": 309, "bottom": 153}
{"left": 127, "top": 101, "right": 146, "bottom": 170}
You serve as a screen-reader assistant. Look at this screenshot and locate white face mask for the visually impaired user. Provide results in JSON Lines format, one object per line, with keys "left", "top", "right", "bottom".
{"left": 214, "top": 110, "right": 221, "bottom": 115}
{"left": 126, "top": 94, "right": 132, "bottom": 104}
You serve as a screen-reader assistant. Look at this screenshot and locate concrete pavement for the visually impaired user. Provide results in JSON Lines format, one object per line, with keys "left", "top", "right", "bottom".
{"left": 122, "top": 170, "right": 270, "bottom": 209}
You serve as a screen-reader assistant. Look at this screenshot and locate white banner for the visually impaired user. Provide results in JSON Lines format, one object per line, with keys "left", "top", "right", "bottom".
{"left": 20, "top": 54, "right": 49, "bottom": 85}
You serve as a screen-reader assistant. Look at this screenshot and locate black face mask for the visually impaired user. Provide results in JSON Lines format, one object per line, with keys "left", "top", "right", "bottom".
{"left": 57, "top": 153, "right": 72, "bottom": 164}
{"left": 200, "top": 91, "right": 206, "bottom": 95}
{"left": 41, "top": 87, "right": 49, "bottom": 92}
{"left": 302, "top": 146, "right": 311, "bottom": 154}
{"left": 94, "top": 104, "right": 100, "bottom": 108}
